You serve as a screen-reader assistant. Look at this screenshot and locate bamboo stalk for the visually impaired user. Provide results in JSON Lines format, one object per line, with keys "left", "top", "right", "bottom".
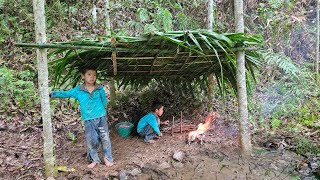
{"left": 111, "top": 37, "right": 117, "bottom": 76}
{"left": 172, "top": 116, "right": 175, "bottom": 136}
{"left": 15, "top": 43, "right": 174, "bottom": 53}
{"left": 180, "top": 111, "right": 182, "bottom": 134}
{"left": 15, "top": 43, "right": 255, "bottom": 53}
{"left": 100, "top": 55, "right": 223, "bottom": 61}
{"left": 118, "top": 61, "right": 217, "bottom": 66}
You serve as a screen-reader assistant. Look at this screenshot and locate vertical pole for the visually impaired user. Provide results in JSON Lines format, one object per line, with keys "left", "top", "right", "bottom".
{"left": 207, "top": 0, "right": 215, "bottom": 111}
{"left": 207, "top": 0, "right": 214, "bottom": 31}
{"left": 316, "top": 0, "right": 320, "bottom": 82}
{"left": 33, "top": 0, "right": 56, "bottom": 177}
{"left": 234, "top": 0, "right": 252, "bottom": 155}
{"left": 172, "top": 116, "right": 175, "bottom": 136}
{"left": 104, "top": 0, "right": 116, "bottom": 107}
{"left": 180, "top": 111, "right": 182, "bottom": 133}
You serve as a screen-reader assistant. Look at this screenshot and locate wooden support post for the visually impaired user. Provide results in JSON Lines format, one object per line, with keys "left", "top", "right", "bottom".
{"left": 33, "top": 0, "right": 55, "bottom": 177}
{"left": 180, "top": 111, "right": 182, "bottom": 134}
{"left": 171, "top": 116, "right": 175, "bottom": 136}
{"left": 111, "top": 37, "right": 117, "bottom": 76}
{"left": 109, "top": 37, "right": 117, "bottom": 107}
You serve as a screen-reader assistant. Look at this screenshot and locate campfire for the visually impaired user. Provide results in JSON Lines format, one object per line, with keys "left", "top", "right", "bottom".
{"left": 162, "top": 111, "right": 219, "bottom": 145}
{"left": 187, "top": 112, "right": 218, "bottom": 145}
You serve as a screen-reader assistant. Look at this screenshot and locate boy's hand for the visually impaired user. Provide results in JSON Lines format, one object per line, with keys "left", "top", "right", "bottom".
{"left": 162, "top": 120, "right": 169, "bottom": 125}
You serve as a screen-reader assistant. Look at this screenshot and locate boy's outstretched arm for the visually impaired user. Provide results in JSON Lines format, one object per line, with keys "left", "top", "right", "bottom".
{"left": 51, "top": 87, "right": 78, "bottom": 99}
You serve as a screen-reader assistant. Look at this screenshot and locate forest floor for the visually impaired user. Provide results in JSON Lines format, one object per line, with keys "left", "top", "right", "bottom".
{"left": 0, "top": 115, "right": 317, "bottom": 180}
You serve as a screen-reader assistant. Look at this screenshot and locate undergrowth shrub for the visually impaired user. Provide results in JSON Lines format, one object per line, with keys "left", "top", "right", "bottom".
{"left": 293, "top": 136, "right": 320, "bottom": 157}
{"left": 0, "top": 67, "right": 39, "bottom": 111}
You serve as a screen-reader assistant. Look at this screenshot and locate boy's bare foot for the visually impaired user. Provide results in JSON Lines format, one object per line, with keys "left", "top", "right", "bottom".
{"left": 87, "top": 162, "right": 97, "bottom": 169}
{"left": 104, "top": 157, "right": 113, "bottom": 167}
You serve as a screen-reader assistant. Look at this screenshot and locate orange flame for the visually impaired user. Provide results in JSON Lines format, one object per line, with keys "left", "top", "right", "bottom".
{"left": 187, "top": 112, "right": 218, "bottom": 143}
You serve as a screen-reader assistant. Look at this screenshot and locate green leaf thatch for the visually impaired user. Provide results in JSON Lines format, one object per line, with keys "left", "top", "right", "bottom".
{"left": 47, "top": 30, "right": 263, "bottom": 94}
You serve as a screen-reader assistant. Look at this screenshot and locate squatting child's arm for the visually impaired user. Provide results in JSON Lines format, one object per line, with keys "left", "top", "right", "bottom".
{"left": 160, "top": 120, "right": 169, "bottom": 125}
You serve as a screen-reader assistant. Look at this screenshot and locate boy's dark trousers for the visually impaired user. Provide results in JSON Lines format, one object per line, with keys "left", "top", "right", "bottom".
{"left": 139, "top": 125, "right": 156, "bottom": 143}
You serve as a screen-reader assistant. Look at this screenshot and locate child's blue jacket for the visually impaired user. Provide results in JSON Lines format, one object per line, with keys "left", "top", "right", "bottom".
{"left": 137, "top": 113, "right": 160, "bottom": 135}
{"left": 51, "top": 84, "right": 107, "bottom": 121}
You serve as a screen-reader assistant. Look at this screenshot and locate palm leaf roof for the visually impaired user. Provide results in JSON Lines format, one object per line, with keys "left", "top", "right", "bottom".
{"left": 42, "top": 30, "right": 262, "bottom": 91}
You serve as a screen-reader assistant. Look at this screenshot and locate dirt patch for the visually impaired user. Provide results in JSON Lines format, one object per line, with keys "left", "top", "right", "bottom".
{"left": 0, "top": 120, "right": 305, "bottom": 179}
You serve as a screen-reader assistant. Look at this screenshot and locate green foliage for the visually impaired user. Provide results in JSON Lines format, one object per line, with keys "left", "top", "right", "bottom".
{"left": 296, "top": 98, "right": 320, "bottom": 127}
{"left": 111, "top": 78, "right": 208, "bottom": 121}
{"left": 293, "top": 136, "right": 320, "bottom": 156}
{"left": 0, "top": 67, "right": 39, "bottom": 110}
{"left": 267, "top": 0, "right": 285, "bottom": 9}
{"left": 271, "top": 117, "right": 281, "bottom": 130}
{"left": 0, "top": 0, "right": 34, "bottom": 44}
{"left": 67, "top": 131, "right": 77, "bottom": 144}
{"left": 162, "top": 9, "right": 173, "bottom": 32}
{"left": 136, "top": 8, "right": 149, "bottom": 22}
{"left": 49, "top": 30, "right": 262, "bottom": 97}
{"left": 251, "top": 62, "right": 320, "bottom": 132}
{"left": 258, "top": 50, "right": 300, "bottom": 78}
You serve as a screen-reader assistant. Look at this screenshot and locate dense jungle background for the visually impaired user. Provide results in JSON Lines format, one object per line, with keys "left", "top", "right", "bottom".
{"left": 0, "top": 0, "right": 320, "bottom": 179}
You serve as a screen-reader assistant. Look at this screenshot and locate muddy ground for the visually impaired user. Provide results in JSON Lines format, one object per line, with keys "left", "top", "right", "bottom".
{"left": 0, "top": 117, "right": 314, "bottom": 180}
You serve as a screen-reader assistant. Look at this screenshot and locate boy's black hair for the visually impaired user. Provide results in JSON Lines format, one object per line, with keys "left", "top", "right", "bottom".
{"left": 151, "top": 100, "right": 163, "bottom": 112}
{"left": 79, "top": 65, "right": 97, "bottom": 74}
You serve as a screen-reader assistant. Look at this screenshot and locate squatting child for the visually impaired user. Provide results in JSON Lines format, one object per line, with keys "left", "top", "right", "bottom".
{"left": 50, "top": 66, "right": 113, "bottom": 168}
{"left": 137, "top": 101, "right": 168, "bottom": 143}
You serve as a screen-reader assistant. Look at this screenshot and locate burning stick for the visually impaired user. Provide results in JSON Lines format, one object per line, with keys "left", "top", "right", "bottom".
{"left": 187, "top": 112, "right": 219, "bottom": 145}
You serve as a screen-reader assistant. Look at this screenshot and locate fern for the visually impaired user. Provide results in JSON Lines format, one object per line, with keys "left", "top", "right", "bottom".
{"left": 162, "top": 9, "right": 173, "bottom": 32}
{"left": 0, "top": 0, "right": 4, "bottom": 9}
{"left": 136, "top": 8, "right": 149, "bottom": 22}
{"left": 258, "top": 50, "right": 300, "bottom": 78}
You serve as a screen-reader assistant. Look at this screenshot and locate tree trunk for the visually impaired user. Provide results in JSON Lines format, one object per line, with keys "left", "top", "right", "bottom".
{"left": 207, "top": 0, "right": 214, "bottom": 31}
{"left": 316, "top": 0, "right": 319, "bottom": 82}
{"left": 92, "top": 5, "right": 97, "bottom": 25}
{"left": 234, "top": 0, "right": 252, "bottom": 155}
{"left": 104, "top": 0, "right": 116, "bottom": 106}
{"left": 207, "top": 0, "right": 215, "bottom": 111}
{"left": 104, "top": 0, "right": 111, "bottom": 35}
{"left": 33, "top": 0, "right": 56, "bottom": 177}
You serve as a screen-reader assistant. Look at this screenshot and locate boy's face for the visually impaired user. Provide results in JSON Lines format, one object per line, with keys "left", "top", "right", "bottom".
{"left": 81, "top": 70, "right": 97, "bottom": 85}
{"left": 155, "top": 106, "right": 164, "bottom": 117}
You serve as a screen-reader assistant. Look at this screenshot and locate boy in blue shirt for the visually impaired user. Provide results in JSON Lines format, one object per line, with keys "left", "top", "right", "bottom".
{"left": 137, "top": 101, "right": 168, "bottom": 143}
{"left": 50, "top": 66, "right": 113, "bottom": 169}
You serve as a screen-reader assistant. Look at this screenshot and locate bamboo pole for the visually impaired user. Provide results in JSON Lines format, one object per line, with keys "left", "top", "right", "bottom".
{"left": 102, "top": 55, "right": 224, "bottom": 61}
{"left": 180, "top": 111, "right": 182, "bottom": 134}
{"left": 316, "top": 0, "right": 320, "bottom": 82}
{"left": 15, "top": 43, "right": 255, "bottom": 54}
{"left": 103, "top": 61, "right": 217, "bottom": 67}
{"left": 111, "top": 37, "right": 117, "bottom": 76}
{"left": 172, "top": 116, "right": 175, "bottom": 136}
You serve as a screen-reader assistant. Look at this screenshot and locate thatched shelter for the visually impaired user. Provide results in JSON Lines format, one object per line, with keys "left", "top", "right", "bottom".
{"left": 18, "top": 30, "right": 262, "bottom": 91}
